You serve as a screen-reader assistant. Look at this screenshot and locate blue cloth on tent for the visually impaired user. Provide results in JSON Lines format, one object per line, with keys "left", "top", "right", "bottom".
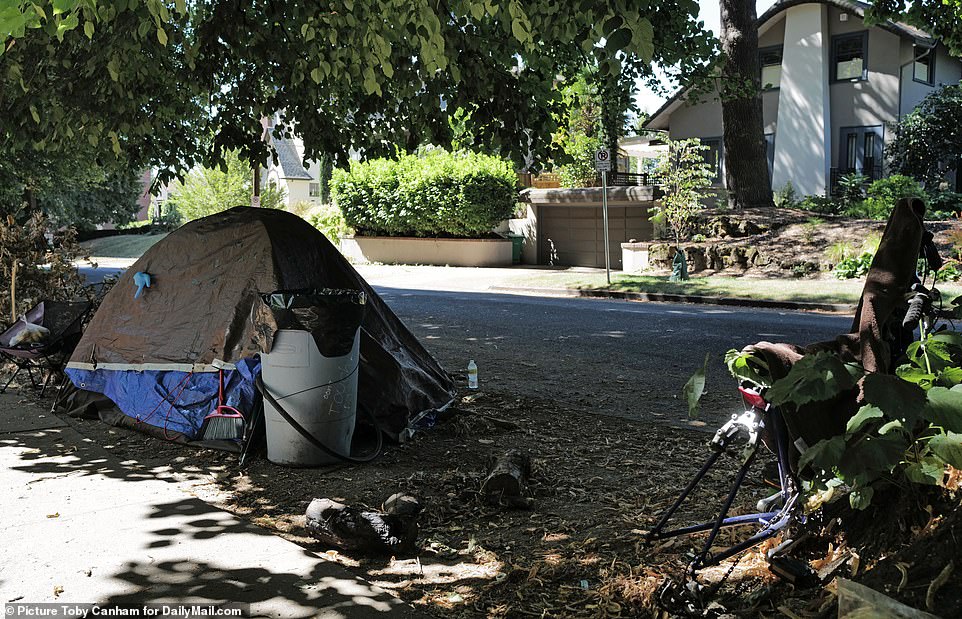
{"left": 65, "top": 358, "right": 261, "bottom": 440}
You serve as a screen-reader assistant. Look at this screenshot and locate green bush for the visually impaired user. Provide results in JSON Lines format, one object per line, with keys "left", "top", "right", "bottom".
{"left": 833, "top": 252, "right": 874, "bottom": 279}
{"left": 845, "top": 175, "right": 924, "bottom": 220}
{"left": 557, "top": 134, "right": 601, "bottom": 188}
{"left": 799, "top": 195, "right": 844, "bottom": 215}
{"left": 330, "top": 150, "right": 517, "bottom": 237}
{"left": 305, "top": 202, "right": 350, "bottom": 243}
{"left": 927, "top": 189, "right": 962, "bottom": 217}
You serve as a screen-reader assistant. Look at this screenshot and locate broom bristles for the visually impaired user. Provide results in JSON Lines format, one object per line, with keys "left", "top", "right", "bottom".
{"left": 202, "top": 411, "right": 245, "bottom": 441}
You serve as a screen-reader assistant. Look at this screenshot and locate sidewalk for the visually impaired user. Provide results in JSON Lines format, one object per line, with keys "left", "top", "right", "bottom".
{"left": 0, "top": 394, "right": 419, "bottom": 617}
{"left": 78, "top": 258, "right": 858, "bottom": 312}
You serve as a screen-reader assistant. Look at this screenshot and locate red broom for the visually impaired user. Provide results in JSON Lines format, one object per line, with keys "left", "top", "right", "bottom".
{"left": 201, "top": 370, "right": 245, "bottom": 441}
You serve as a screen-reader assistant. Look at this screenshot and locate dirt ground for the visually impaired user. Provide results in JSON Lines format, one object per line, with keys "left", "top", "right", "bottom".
{"left": 677, "top": 208, "right": 959, "bottom": 278}
{"left": 5, "top": 363, "right": 962, "bottom": 617}
{"left": 26, "top": 381, "right": 832, "bottom": 618}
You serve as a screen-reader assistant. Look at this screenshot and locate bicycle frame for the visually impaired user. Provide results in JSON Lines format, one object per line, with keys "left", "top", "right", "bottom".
{"left": 645, "top": 385, "right": 802, "bottom": 574}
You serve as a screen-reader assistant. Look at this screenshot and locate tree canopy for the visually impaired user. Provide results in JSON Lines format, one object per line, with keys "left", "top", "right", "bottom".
{"left": 1, "top": 1, "right": 715, "bottom": 190}
{"left": 887, "top": 85, "right": 962, "bottom": 187}
{"left": 868, "top": 0, "right": 962, "bottom": 56}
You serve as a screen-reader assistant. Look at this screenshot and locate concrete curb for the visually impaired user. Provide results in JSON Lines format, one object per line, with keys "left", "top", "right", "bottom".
{"left": 489, "top": 285, "right": 855, "bottom": 313}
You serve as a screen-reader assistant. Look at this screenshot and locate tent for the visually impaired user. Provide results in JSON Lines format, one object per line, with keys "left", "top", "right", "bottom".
{"left": 64, "top": 207, "right": 455, "bottom": 446}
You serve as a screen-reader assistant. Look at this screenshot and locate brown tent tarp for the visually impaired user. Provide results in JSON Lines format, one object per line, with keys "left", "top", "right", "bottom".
{"left": 745, "top": 197, "right": 927, "bottom": 449}
{"left": 66, "top": 206, "right": 455, "bottom": 438}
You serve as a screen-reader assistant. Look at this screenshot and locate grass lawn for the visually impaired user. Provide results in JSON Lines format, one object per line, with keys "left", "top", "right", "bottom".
{"left": 511, "top": 271, "right": 962, "bottom": 306}
{"left": 81, "top": 233, "right": 168, "bottom": 258}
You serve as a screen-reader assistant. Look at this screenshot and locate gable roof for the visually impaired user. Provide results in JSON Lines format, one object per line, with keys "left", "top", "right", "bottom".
{"left": 644, "top": 0, "right": 935, "bottom": 130}
{"left": 271, "top": 136, "right": 314, "bottom": 181}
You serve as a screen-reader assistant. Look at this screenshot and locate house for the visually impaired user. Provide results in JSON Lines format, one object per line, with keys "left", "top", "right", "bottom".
{"left": 261, "top": 114, "right": 323, "bottom": 207}
{"left": 644, "top": 0, "right": 962, "bottom": 196}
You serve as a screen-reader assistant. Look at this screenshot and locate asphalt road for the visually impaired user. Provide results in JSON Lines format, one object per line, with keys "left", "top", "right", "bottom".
{"left": 376, "top": 287, "right": 852, "bottom": 430}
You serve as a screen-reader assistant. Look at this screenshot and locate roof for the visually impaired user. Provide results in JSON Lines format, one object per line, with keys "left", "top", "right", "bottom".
{"left": 644, "top": 0, "right": 935, "bottom": 130}
{"left": 271, "top": 136, "right": 313, "bottom": 181}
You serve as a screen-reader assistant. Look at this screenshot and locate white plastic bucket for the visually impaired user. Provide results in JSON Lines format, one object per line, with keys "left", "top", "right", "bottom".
{"left": 261, "top": 328, "right": 360, "bottom": 466}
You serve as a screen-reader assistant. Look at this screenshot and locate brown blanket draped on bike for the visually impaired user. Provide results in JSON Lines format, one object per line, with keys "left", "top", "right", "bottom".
{"left": 744, "top": 197, "right": 926, "bottom": 449}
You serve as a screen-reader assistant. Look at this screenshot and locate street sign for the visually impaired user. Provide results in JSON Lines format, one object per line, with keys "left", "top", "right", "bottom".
{"left": 594, "top": 148, "right": 611, "bottom": 172}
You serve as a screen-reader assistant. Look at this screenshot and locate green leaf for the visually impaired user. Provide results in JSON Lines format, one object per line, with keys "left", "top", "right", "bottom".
{"left": 878, "top": 419, "right": 904, "bottom": 435}
{"left": 310, "top": 68, "right": 323, "bottom": 84}
{"left": 904, "top": 458, "right": 945, "bottom": 485}
{"left": 683, "top": 352, "right": 710, "bottom": 419}
{"left": 632, "top": 18, "right": 655, "bottom": 62}
{"left": 938, "top": 366, "right": 962, "bottom": 388}
{"left": 838, "top": 434, "right": 909, "bottom": 479}
{"left": 798, "top": 435, "right": 846, "bottom": 473}
{"left": 156, "top": 27, "right": 168, "bottom": 46}
{"left": 929, "top": 431, "right": 962, "bottom": 469}
{"left": 510, "top": 18, "right": 528, "bottom": 43}
{"left": 606, "top": 28, "right": 632, "bottom": 51}
{"left": 603, "top": 15, "right": 623, "bottom": 34}
{"left": 29, "top": 104, "right": 39, "bottom": 124}
{"left": 923, "top": 387, "right": 962, "bottom": 432}
{"left": 52, "top": 0, "right": 74, "bottom": 16}
{"left": 766, "top": 352, "right": 861, "bottom": 407}
{"left": 107, "top": 58, "right": 120, "bottom": 82}
{"left": 55, "top": 13, "right": 78, "bottom": 41}
{"left": 108, "top": 131, "right": 121, "bottom": 156}
{"left": 83, "top": 20, "right": 93, "bottom": 39}
{"left": 724, "top": 349, "right": 771, "bottom": 387}
{"left": 863, "top": 373, "right": 926, "bottom": 427}
{"left": 849, "top": 485, "right": 874, "bottom": 510}
{"left": 896, "top": 364, "right": 937, "bottom": 390}
{"left": 845, "top": 405, "right": 883, "bottom": 436}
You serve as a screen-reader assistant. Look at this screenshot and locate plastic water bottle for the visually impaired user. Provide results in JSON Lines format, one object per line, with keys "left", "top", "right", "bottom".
{"left": 467, "top": 360, "right": 478, "bottom": 389}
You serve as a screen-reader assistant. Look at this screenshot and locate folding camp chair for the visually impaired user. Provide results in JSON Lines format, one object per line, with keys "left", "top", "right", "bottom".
{"left": 0, "top": 300, "right": 91, "bottom": 398}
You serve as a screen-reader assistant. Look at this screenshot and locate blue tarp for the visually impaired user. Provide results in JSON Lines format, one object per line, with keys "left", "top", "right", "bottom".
{"left": 65, "top": 358, "right": 261, "bottom": 440}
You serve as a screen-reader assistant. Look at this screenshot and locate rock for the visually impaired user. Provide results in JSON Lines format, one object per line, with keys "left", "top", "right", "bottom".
{"left": 686, "top": 247, "right": 708, "bottom": 272}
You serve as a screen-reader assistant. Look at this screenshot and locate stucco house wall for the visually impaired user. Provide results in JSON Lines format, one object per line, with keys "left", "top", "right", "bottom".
{"left": 645, "top": 0, "right": 962, "bottom": 197}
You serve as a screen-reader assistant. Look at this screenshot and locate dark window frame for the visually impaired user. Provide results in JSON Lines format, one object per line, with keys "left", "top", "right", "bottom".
{"left": 701, "top": 137, "right": 724, "bottom": 186}
{"left": 758, "top": 45, "right": 783, "bottom": 91}
{"left": 838, "top": 125, "right": 884, "bottom": 174}
{"left": 913, "top": 48, "right": 936, "bottom": 86}
{"left": 831, "top": 31, "right": 869, "bottom": 82}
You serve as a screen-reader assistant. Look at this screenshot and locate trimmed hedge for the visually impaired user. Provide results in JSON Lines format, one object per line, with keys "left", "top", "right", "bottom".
{"left": 330, "top": 150, "right": 517, "bottom": 237}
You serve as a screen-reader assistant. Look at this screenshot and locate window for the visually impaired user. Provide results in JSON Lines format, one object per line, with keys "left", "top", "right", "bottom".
{"left": 832, "top": 32, "right": 868, "bottom": 81}
{"left": 309, "top": 182, "right": 320, "bottom": 197}
{"left": 759, "top": 46, "right": 783, "bottom": 90}
{"left": 701, "top": 138, "right": 723, "bottom": 185}
{"left": 838, "top": 126, "right": 883, "bottom": 177}
{"left": 913, "top": 49, "right": 935, "bottom": 85}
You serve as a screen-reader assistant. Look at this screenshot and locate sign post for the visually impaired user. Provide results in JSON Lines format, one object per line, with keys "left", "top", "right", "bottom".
{"left": 594, "top": 149, "right": 612, "bottom": 285}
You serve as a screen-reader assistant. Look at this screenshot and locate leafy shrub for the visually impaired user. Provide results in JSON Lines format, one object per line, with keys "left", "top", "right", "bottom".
{"left": 926, "top": 189, "right": 962, "bottom": 216}
{"left": 935, "top": 260, "right": 962, "bottom": 282}
{"left": 304, "top": 202, "right": 350, "bottom": 243}
{"left": 833, "top": 252, "right": 874, "bottom": 279}
{"left": 837, "top": 172, "right": 869, "bottom": 211}
{"left": 799, "top": 195, "right": 844, "bottom": 215}
{"left": 331, "top": 150, "right": 517, "bottom": 237}
{"left": 725, "top": 328, "right": 962, "bottom": 511}
{"left": 845, "top": 175, "right": 925, "bottom": 220}
{"left": 556, "top": 134, "right": 601, "bottom": 188}
{"left": 773, "top": 181, "right": 800, "bottom": 209}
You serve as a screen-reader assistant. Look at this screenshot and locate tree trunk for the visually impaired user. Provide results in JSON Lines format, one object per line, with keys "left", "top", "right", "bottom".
{"left": 720, "top": 0, "right": 774, "bottom": 209}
